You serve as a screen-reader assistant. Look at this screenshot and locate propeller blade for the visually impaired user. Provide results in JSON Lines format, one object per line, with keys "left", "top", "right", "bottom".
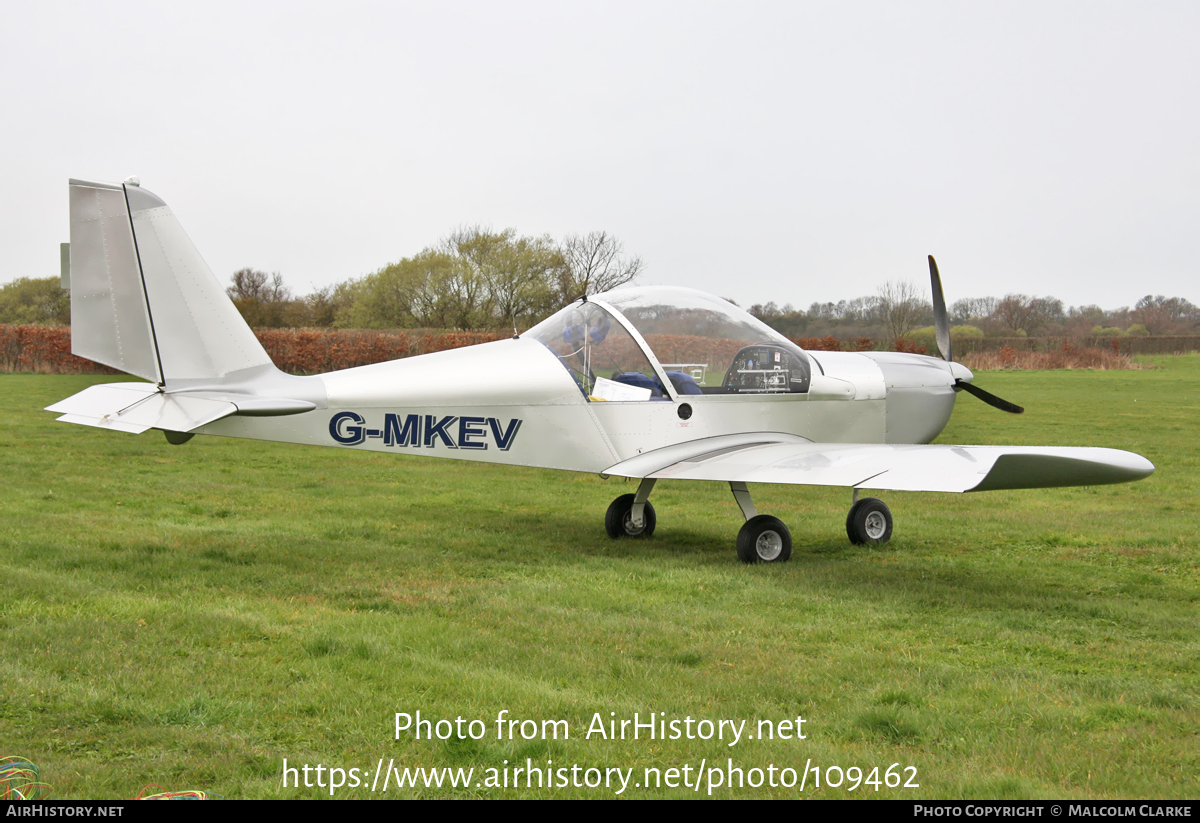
{"left": 932, "top": 256, "right": 1024, "bottom": 414}
{"left": 928, "top": 255, "right": 952, "bottom": 362}
{"left": 955, "top": 379, "right": 1024, "bottom": 414}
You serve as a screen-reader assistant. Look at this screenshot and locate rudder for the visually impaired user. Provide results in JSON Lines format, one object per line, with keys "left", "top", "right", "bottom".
{"left": 68, "top": 179, "right": 161, "bottom": 382}
{"left": 68, "top": 179, "right": 273, "bottom": 385}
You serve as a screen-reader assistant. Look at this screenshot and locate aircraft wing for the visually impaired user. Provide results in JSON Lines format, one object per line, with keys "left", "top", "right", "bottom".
{"left": 602, "top": 436, "right": 1154, "bottom": 493}
{"left": 47, "top": 383, "right": 315, "bottom": 434}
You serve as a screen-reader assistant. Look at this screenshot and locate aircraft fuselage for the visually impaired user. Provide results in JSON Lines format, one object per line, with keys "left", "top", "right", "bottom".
{"left": 195, "top": 339, "right": 971, "bottom": 475}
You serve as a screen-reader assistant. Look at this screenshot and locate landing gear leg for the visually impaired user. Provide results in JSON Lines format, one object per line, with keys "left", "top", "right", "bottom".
{"left": 605, "top": 478, "right": 657, "bottom": 538}
{"left": 731, "top": 481, "right": 792, "bottom": 564}
{"left": 729, "top": 481, "right": 757, "bottom": 520}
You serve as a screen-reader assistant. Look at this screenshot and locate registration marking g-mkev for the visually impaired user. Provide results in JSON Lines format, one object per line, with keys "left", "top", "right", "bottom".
{"left": 329, "top": 412, "right": 522, "bottom": 450}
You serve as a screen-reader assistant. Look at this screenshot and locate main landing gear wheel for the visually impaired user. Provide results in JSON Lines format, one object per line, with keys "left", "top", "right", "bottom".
{"left": 605, "top": 493, "right": 656, "bottom": 538}
{"left": 846, "top": 497, "right": 893, "bottom": 545}
{"left": 736, "top": 515, "right": 792, "bottom": 564}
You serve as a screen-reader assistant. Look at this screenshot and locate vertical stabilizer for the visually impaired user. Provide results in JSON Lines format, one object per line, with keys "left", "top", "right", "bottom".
{"left": 67, "top": 179, "right": 274, "bottom": 384}
{"left": 123, "top": 184, "right": 272, "bottom": 382}
{"left": 68, "top": 180, "right": 161, "bottom": 382}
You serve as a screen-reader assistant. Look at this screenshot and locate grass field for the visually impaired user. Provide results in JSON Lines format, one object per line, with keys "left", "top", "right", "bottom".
{"left": 1, "top": 357, "right": 1197, "bottom": 799}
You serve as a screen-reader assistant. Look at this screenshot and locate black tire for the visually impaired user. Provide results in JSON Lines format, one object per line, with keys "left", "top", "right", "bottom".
{"left": 736, "top": 515, "right": 792, "bottom": 564}
{"left": 604, "top": 493, "right": 656, "bottom": 538}
{"left": 846, "top": 497, "right": 893, "bottom": 545}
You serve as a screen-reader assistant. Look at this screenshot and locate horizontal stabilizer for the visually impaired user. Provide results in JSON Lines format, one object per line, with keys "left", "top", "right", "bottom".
{"left": 45, "top": 382, "right": 160, "bottom": 416}
{"left": 47, "top": 382, "right": 318, "bottom": 434}
{"left": 54, "top": 413, "right": 153, "bottom": 434}
{"left": 47, "top": 383, "right": 236, "bottom": 434}
{"left": 604, "top": 441, "right": 1154, "bottom": 493}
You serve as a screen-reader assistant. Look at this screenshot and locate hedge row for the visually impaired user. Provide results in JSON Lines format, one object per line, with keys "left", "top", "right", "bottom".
{"left": 255, "top": 329, "right": 509, "bottom": 374}
{"left": 2, "top": 326, "right": 889, "bottom": 376}
{"left": 960, "top": 343, "right": 1143, "bottom": 371}
{"left": 0, "top": 325, "right": 120, "bottom": 374}
{"left": 14, "top": 326, "right": 1161, "bottom": 377}
{"left": 0, "top": 326, "right": 512, "bottom": 375}
{"left": 953, "top": 335, "right": 1200, "bottom": 355}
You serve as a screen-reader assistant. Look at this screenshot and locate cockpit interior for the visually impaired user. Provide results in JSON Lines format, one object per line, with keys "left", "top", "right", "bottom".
{"left": 526, "top": 287, "right": 811, "bottom": 401}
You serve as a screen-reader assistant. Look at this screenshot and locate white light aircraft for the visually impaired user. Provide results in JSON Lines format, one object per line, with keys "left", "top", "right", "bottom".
{"left": 49, "top": 178, "right": 1154, "bottom": 563}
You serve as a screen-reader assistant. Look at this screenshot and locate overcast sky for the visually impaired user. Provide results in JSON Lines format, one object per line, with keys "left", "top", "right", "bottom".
{"left": 3, "top": 1, "right": 1197, "bottom": 311}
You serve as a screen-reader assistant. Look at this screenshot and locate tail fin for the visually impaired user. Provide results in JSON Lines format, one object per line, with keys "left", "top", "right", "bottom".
{"left": 68, "top": 179, "right": 272, "bottom": 384}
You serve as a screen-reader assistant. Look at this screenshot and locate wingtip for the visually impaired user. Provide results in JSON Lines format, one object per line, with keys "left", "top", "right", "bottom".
{"left": 1128, "top": 453, "right": 1155, "bottom": 480}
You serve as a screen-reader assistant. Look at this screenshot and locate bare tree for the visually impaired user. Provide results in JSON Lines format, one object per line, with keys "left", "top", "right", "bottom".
{"left": 844, "top": 295, "right": 882, "bottom": 323}
{"left": 992, "top": 294, "right": 1063, "bottom": 336}
{"left": 1133, "top": 295, "right": 1199, "bottom": 334}
{"left": 227, "top": 268, "right": 293, "bottom": 327}
{"left": 227, "top": 268, "right": 289, "bottom": 303}
{"left": 877, "top": 279, "right": 926, "bottom": 347}
{"left": 560, "top": 231, "right": 644, "bottom": 300}
{"left": 951, "top": 296, "right": 997, "bottom": 324}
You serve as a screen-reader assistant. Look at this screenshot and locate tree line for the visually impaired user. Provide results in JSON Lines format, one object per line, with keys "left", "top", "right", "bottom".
{"left": 750, "top": 285, "right": 1200, "bottom": 346}
{"left": 2, "top": 238, "right": 1197, "bottom": 346}
{"left": 227, "top": 228, "right": 643, "bottom": 331}
{"left": 0, "top": 226, "right": 642, "bottom": 332}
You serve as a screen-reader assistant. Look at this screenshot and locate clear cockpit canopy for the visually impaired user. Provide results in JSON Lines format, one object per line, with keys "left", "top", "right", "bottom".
{"left": 527, "top": 287, "right": 811, "bottom": 400}
{"left": 597, "top": 287, "right": 811, "bottom": 395}
{"left": 525, "top": 301, "right": 664, "bottom": 400}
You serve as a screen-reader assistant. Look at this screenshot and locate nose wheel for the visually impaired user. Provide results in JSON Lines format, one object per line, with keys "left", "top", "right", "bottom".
{"left": 730, "top": 481, "right": 791, "bottom": 563}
